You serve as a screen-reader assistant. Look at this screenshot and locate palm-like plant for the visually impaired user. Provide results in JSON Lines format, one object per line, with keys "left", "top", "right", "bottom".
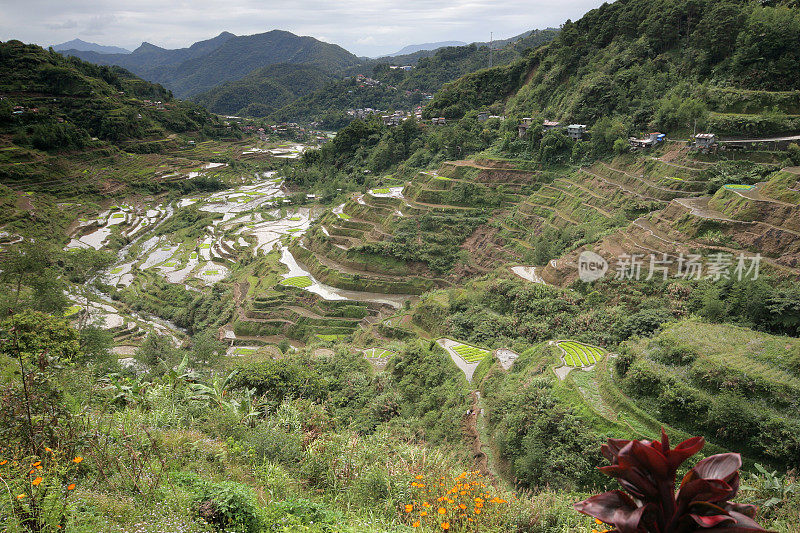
{"left": 575, "top": 430, "right": 771, "bottom": 532}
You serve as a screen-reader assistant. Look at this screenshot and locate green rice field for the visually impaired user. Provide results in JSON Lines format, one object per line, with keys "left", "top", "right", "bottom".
{"left": 557, "top": 340, "right": 606, "bottom": 367}
{"left": 232, "top": 347, "right": 257, "bottom": 356}
{"left": 364, "top": 348, "right": 394, "bottom": 358}
{"left": 451, "top": 342, "right": 491, "bottom": 363}
{"left": 316, "top": 334, "right": 347, "bottom": 341}
{"left": 280, "top": 276, "right": 313, "bottom": 288}
{"left": 371, "top": 188, "right": 391, "bottom": 194}
{"left": 723, "top": 184, "right": 755, "bottom": 190}
{"left": 199, "top": 243, "right": 211, "bottom": 249}
{"left": 337, "top": 212, "right": 351, "bottom": 220}
{"left": 203, "top": 270, "right": 220, "bottom": 276}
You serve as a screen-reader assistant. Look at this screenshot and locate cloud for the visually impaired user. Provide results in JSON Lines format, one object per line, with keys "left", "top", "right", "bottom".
{"left": 45, "top": 20, "right": 78, "bottom": 30}
{"left": 0, "top": 0, "right": 604, "bottom": 56}
{"left": 84, "top": 14, "right": 117, "bottom": 36}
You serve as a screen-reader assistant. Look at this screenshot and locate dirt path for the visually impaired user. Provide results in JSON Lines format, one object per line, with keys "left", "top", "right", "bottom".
{"left": 463, "top": 392, "right": 497, "bottom": 484}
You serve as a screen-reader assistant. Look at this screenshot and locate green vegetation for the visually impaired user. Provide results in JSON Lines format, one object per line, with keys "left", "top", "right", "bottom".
{"left": 192, "top": 64, "right": 335, "bottom": 117}
{"left": 557, "top": 340, "right": 606, "bottom": 367}
{"left": 450, "top": 342, "right": 491, "bottom": 363}
{"left": 279, "top": 275, "right": 313, "bottom": 288}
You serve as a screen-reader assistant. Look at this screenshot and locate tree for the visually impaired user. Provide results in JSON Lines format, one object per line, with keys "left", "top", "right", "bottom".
{"left": 191, "top": 329, "right": 225, "bottom": 368}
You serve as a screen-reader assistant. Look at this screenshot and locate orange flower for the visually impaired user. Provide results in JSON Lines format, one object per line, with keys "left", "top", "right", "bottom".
{"left": 422, "top": 502, "right": 431, "bottom": 508}
{"left": 412, "top": 522, "right": 420, "bottom": 528}
{"left": 0, "top": 460, "right": 7, "bottom": 466}
{"left": 437, "top": 507, "right": 446, "bottom": 515}
{"left": 67, "top": 484, "right": 76, "bottom": 490}
{"left": 440, "top": 523, "right": 449, "bottom": 530}
{"left": 72, "top": 457, "right": 83, "bottom": 464}
{"left": 32, "top": 477, "right": 43, "bottom": 486}
{"left": 415, "top": 475, "right": 423, "bottom": 480}
{"left": 405, "top": 505, "right": 413, "bottom": 513}
{"left": 420, "top": 511, "right": 427, "bottom": 517}
{"left": 17, "top": 494, "right": 26, "bottom": 499}
{"left": 474, "top": 508, "right": 481, "bottom": 515}
{"left": 45, "top": 447, "right": 52, "bottom": 453}
{"left": 458, "top": 504, "right": 466, "bottom": 510}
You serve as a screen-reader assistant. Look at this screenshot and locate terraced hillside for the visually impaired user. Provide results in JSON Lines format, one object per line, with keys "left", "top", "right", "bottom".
{"left": 535, "top": 147, "right": 800, "bottom": 285}
{"left": 294, "top": 159, "right": 559, "bottom": 293}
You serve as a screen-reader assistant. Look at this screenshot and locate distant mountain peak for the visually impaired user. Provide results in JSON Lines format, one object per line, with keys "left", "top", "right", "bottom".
{"left": 51, "top": 38, "right": 130, "bottom": 55}
{"left": 387, "top": 41, "right": 467, "bottom": 57}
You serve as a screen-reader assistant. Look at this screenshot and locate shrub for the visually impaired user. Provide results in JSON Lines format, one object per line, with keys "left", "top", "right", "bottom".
{"left": 189, "top": 478, "right": 263, "bottom": 533}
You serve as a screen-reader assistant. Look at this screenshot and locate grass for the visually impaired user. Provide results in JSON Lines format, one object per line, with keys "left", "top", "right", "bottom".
{"left": 451, "top": 342, "right": 492, "bottom": 363}
{"left": 203, "top": 270, "right": 220, "bottom": 276}
{"left": 198, "top": 243, "right": 211, "bottom": 249}
{"left": 287, "top": 228, "right": 302, "bottom": 233}
{"left": 557, "top": 341, "right": 606, "bottom": 368}
{"left": 370, "top": 188, "right": 391, "bottom": 194}
{"left": 232, "top": 347, "right": 257, "bottom": 356}
{"left": 288, "top": 216, "right": 301, "bottom": 221}
{"left": 111, "top": 213, "right": 126, "bottom": 219}
{"left": 723, "top": 184, "right": 756, "bottom": 190}
{"left": 190, "top": 252, "right": 198, "bottom": 259}
{"left": 337, "top": 212, "right": 351, "bottom": 220}
{"left": 63, "top": 305, "right": 82, "bottom": 317}
{"left": 364, "top": 348, "right": 394, "bottom": 358}
{"left": 316, "top": 334, "right": 347, "bottom": 341}
{"left": 280, "top": 276, "right": 313, "bottom": 288}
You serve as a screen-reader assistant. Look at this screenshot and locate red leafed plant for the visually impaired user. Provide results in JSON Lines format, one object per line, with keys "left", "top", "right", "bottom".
{"left": 574, "top": 429, "right": 772, "bottom": 533}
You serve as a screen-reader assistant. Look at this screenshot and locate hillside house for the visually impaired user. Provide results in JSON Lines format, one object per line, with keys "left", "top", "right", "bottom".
{"left": 628, "top": 132, "right": 666, "bottom": 150}
{"left": 432, "top": 117, "right": 447, "bottom": 125}
{"left": 543, "top": 120, "right": 561, "bottom": 132}
{"left": 477, "top": 112, "right": 489, "bottom": 122}
{"left": 567, "top": 124, "right": 587, "bottom": 140}
{"left": 694, "top": 133, "right": 717, "bottom": 149}
{"left": 518, "top": 117, "right": 534, "bottom": 138}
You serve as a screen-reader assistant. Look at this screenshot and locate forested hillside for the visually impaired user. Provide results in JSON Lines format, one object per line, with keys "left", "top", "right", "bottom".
{"left": 427, "top": 0, "right": 800, "bottom": 132}
{"left": 191, "top": 64, "right": 335, "bottom": 117}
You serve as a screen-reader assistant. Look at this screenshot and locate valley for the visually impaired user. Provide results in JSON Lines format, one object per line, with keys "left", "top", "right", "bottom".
{"left": 2, "top": 1, "right": 800, "bottom": 532}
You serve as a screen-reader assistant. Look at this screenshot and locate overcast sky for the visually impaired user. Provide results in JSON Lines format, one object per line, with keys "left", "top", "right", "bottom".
{"left": 0, "top": 0, "right": 606, "bottom": 57}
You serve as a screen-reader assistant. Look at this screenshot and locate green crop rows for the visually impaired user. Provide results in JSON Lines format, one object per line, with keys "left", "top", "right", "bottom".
{"left": 233, "top": 348, "right": 256, "bottom": 356}
{"left": 557, "top": 341, "right": 606, "bottom": 367}
{"left": 371, "top": 188, "right": 391, "bottom": 194}
{"left": 451, "top": 343, "right": 491, "bottom": 363}
{"left": 203, "top": 270, "right": 220, "bottom": 276}
{"left": 723, "top": 184, "right": 755, "bottom": 190}
{"left": 316, "top": 334, "right": 347, "bottom": 341}
{"left": 337, "top": 212, "right": 351, "bottom": 220}
{"left": 280, "top": 275, "right": 313, "bottom": 288}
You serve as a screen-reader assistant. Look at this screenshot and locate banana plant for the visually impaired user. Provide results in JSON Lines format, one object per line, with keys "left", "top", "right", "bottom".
{"left": 102, "top": 374, "right": 151, "bottom": 408}
{"left": 229, "top": 387, "right": 266, "bottom": 427}
{"left": 161, "top": 353, "right": 198, "bottom": 390}
{"left": 189, "top": 370, "right": 239, "bottom": 410}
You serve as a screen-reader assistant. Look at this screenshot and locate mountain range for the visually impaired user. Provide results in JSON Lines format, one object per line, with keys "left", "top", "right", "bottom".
{"left": 386, "top": 41, "right": 467, "bottom": 57}
{"left": 61, "top": 31, "right": 360, "bottom": 98}
{"left": 56, "top": 28, "right": 558, "bottom": 123}
{"left": 51, "top": 38, "right": 131, "bottom": 55}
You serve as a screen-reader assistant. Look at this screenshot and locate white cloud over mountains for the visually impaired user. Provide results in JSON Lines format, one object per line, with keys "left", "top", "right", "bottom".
{"left": 1, "top": 0, "right": 603, "bottom": 56}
